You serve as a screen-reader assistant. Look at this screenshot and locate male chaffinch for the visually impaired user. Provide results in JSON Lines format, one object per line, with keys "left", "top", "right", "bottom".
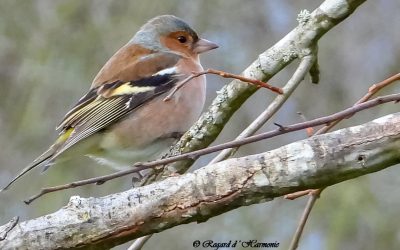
{"left": 2, "top": 15, "right": 218, "bottom": 191}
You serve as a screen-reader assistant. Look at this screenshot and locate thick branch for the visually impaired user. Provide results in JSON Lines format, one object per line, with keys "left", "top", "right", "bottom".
{"left": 23, "top": 92, "right": 400, "bottom": 203}
{"left": 130, "top": 0, "right": 366, "bottom": 247}
{"left": 2, "top": 112, "right": 400, "bottom": 250}
{"left": 287, "top": 72, "right": 400, "bottom": 250}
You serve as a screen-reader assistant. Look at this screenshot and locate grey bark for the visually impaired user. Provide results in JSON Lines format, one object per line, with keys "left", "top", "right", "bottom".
{"left": 1, "top": 113, "right": 399, "bottom": 250}
{"left": 0, "top": 0, "right": 370, "bottom": 249}
{"left": 149, "top": 0, "right": 367, "bottom": 180}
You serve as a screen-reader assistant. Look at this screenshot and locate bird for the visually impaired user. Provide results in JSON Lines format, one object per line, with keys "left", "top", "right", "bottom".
{"left": 1, "top": 15, "right": 218, "bottom": 191}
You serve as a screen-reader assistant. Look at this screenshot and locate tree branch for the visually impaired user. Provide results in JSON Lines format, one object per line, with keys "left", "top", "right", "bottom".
{"left": 1, "top": 112, "right": 400, "bottom": 249}
{"left": 0, "top": 217, "right": 18, "bottom": 241}
{"left": 130, "top": 0, "right": 366, "bottom": 247}
{"left": 209, "top": 55, "right": 315, "bottom": 164}
{"left": 23, "top": 92, "right": 400, "bottom": 204}
{"left": 287, "top": 72, "right": 400, "bottom": 250}
{"left": 151, "top": 0, "right": 367, "bottom": 180}
{"left": 163, "top": 68, "right": 283, "bottom": 102}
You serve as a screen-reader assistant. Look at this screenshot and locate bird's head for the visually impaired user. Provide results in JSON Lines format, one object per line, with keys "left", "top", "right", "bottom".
{"left": 131, "top": 15, "right": 218, "bottom": 57}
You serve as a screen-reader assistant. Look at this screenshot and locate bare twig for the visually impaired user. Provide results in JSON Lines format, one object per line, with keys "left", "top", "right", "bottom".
{"left": 163, "top": 74, "right": 197, "bottom": 101}
{"left": 315, "top": 73, "right": 400, "bottom": 135}
{"left": 209, "top": 55, "right": 315, "bottom": 164}
{"left": 286, "top": 73, "right": 400, "bottom": 200}
{"left": 287, "top": 73, "right": 400, "bottom": 250}
{"left": 3, "top": 111, "right": 400, "bottom": 249}
{"left": 285, "top": 190, "right": 315, "bottom": 200}
{"left": 130, "top": 36, "right": 317, "bottom": 250}
{"left": 284, "top": 112, "right": 316, "bottom": 201}
{"left": 288, "top": 189, "right": 323, "bottom": 250}
{"left": 130, "top": 42, "right": 315, "bottom": 250}
{"left": 127, "top": 235, "right": 151, "bottom": 250}
{"left": 24, "top": 92, "right": 400, "bottom": 204}
{"left": 204, "top": 69, "right": 283, "bottom": 94}
{"left": 163, "top": 68, "right": 283, "bottom": 101}
{"left": 297, "top": 112, "right": 315, "bottom": 137}
{"left": 0, "top": 216, "right": 18, "bottom": 241}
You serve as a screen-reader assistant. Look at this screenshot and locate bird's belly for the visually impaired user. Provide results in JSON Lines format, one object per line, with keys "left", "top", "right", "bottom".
{"left": 88, "top": 137, "right": 176, "bottom": 170}
{"left": 92, "top": 76, "right": 206, "bottom": 168}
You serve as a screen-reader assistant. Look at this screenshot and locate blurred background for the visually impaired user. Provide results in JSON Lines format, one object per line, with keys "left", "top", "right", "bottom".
{"left": 0, "top": 0, "right": 399, "bottom": 249}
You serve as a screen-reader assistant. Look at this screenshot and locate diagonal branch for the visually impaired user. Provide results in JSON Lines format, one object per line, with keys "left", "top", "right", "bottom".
{"left": 123, "top": 2, "right": 366, "bottom": 247}
{"left": 209, "top": 54, "right": 315, "bottom": 164}
{"left": 129, "top": 0, "right": 369, "bottom": 245}
{"left": 287, "top": 72, "right": 400, "bottom": 250}
{"left": 2, "top": 112, "right": 400, "bottom": 249}
{"left": 23, "top": 92, "right": 400, "bottom": 203}
{"left": 0, "top": 217, "right": 18, "bottom": 241}
{"left": 131, "top": 50, "right": 315, "bottom": 249}
{"left": 163, "top": 68, "right": 283, "bottom": 102}
{"left": 150, "top": 0, "right": 367, "bottom": 181}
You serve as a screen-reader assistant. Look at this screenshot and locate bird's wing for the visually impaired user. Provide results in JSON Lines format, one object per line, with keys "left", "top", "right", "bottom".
{"left": 0, "top": 51, "right": 184, "bottom": 191}
{"left": 54, "top": 53, "right": 183, "bottom": 158}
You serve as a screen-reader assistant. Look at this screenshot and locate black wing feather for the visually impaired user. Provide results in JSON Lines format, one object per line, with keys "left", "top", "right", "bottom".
{"left": 53, "top": 74, "right": 179, "bottom": 158}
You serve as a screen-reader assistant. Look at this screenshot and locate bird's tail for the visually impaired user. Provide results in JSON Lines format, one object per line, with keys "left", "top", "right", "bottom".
{"left": 1, "top": 146, "right": 56, "bottom": 192}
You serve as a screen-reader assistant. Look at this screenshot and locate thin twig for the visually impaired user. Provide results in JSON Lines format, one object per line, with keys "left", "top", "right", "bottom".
{"left": 284, "top": 112, "right": 316, "bottom": 200}
{"left": 163, "top": 74, "right": 200, "bottom": 101}
{"left": 130, "top": 55, "right": 316, "bottom": 250}
{"left": 297, "top": 112, "right": 315, "bottom": 137}
{"left": 288, "top": 189, "right": 323, "bottom": 250}
{"left": 315, "top": 73, "right": 400, "bottom": 135}
{"left": 204, "top": 69, "right": 283, "bottom": 94}
{"left": 285, "top": 190, "right": 315, "bottom": 200}
{"left": 286, "top": 73, "right": 400, "bottom": 200}
{"left": 0, "top": 216, "right": 18, "bottom": 241}
{"left": 209, "top": 56, "right": 315, "bottom": 164}
{"left": 163, "top": 68, "right": 283, "bottom": 101}
{"left": 287, "top": 73, "right": 400, "bottom": 250}
{"left": 127, "top": 235, "right": 151, "bottom": 250}
{"left": 24, "top": 92, "right": 400, "bottom": 204}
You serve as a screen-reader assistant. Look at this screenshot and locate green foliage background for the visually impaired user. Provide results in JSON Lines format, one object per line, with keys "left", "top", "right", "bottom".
{"left": 0, "top": 1, "right": 399, "bottom": 249}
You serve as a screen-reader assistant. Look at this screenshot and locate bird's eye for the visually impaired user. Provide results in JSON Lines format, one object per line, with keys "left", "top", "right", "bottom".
{"left": 177, "top": 36, "right": 187, "bottom": 43}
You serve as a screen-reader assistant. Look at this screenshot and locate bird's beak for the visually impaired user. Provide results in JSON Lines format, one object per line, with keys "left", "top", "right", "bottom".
{"left": 193, "top": 38, "right": 219, "bottom": 54}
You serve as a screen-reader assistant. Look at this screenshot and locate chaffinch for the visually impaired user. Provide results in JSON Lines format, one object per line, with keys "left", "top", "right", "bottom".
{"left": 2, "top": 15, "right": 218, "bottom": 191}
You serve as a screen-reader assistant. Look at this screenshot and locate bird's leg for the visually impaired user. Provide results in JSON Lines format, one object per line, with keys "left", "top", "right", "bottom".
{"left": 131, "top": 171, "right": 145, "bottom": 187}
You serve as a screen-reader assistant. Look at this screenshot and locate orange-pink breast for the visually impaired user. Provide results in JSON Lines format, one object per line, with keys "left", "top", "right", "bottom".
{"left": 99, "top": 58, "right": 206, "bottom": 151}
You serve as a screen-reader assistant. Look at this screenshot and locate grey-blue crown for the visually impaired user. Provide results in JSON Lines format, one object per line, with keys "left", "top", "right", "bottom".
{"left": 130, "top": 15, "right": 198, "bottom": 50}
